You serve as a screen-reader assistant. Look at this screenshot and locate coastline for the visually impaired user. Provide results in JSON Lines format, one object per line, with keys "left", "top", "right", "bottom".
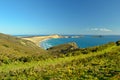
{"left": 22, "top": 34, "right": 62, "bottom": 47}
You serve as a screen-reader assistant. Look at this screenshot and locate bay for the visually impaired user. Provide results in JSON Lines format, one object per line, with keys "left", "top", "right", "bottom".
{"left": 40, "top": 35, "right": 120, "bottom": 49}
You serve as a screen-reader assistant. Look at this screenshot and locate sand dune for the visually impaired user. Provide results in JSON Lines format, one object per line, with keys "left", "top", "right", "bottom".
{"left": 22, "top": 34, "right": 62, "bottom": 46}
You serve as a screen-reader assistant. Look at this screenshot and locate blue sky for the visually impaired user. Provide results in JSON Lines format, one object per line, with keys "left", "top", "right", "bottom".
{"left": 0, "top": 0, "right": 120, "bottom": 35}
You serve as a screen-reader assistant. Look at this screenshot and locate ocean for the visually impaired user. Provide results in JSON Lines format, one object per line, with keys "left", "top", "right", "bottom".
{"left": 40, "top": 35, "right": 120, "bottom": 49}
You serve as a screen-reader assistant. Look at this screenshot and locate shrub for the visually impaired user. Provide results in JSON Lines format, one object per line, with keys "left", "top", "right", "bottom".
{"left": 116, "top": 40, "right": 120, "bottom": 46}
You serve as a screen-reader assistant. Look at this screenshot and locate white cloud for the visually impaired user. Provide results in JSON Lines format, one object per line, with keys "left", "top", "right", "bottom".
{"left": 91, "top": 28, "right": 112, "bottom": 32}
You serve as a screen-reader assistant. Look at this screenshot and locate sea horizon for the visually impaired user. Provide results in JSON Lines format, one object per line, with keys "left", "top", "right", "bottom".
{"left": 13, "top": 34, "right": 120, "bottom": 37}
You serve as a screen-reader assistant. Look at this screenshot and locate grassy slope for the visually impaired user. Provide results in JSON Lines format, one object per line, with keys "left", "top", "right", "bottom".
{"left": 0, "top": 44, "right": 120, "bottom": 79}
{"left": 0, "top": 33, "right": 48, "bottom": 64}
{"left": 0, "top": 33, "right": 120, "bottom": 80}
{"left": 0, "top": 45, "right": 114, "bottom": 73}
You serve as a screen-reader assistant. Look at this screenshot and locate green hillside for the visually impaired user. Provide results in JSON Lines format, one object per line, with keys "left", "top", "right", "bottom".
{"left": 0, "top": 33, "right": 48, "bottom": 64}
{"left": 0, "top": 33, "right": 120, "bottom": 80}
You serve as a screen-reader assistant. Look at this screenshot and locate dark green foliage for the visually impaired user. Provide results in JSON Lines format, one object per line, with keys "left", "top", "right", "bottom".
{"left": 2, "top": 44, "right": 9, "bottom": 48}
{"left": 47, "top": 42, "right": 78, "bottom": 52}
{"left": 116, "top": 40, "right": 120, "bottom": 46}
{"left": 47, "top": 42, "right": 78, "bottom": 57}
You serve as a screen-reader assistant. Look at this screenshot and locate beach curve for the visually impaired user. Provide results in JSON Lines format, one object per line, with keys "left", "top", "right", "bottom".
{"left": 22, "top": 34, "right": 62, "bottom": 47}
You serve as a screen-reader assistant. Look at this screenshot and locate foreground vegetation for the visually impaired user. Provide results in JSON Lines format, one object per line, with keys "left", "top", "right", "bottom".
{"left": 0, "top": 33, "right": 120, "bottom": 80}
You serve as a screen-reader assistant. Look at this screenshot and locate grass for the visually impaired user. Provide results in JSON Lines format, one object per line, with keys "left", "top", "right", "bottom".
{"left": 0, "top": 33, "right": 120, "bottom": 80}
{"left": 0, "top": 45, "right": 120, "bottom": 79}
{"left": 0, "top": 45, "right": 115, "bottom": 72}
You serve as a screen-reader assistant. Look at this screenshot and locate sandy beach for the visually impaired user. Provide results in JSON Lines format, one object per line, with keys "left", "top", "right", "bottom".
{"left": 22, "top": 34, "right": 62, "bottom": 47}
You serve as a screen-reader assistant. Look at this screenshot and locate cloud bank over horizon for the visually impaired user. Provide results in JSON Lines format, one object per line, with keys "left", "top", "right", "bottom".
{"left": 90, "top": 28, "right": 112, "bottom": 32}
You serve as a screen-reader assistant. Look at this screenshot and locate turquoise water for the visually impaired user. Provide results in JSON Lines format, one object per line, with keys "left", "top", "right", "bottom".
{"left": 40, "top": 35, "right": 120, "bottom": 49}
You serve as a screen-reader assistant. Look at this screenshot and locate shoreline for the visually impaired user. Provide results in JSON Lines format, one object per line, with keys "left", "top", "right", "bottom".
{"left": 22, "top": 34, "right": 62, "bottom": 47}
{"left": 39, "top": 38, "right": 52, "bottom": 48}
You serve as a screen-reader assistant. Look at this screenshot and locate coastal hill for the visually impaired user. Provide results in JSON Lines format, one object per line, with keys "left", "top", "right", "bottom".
{"left": 0, "top": 33, "right": 47, "bottom": 63}
{"left": 47, "top": 42, "right": 78, "bottom": 55}
{"left": 0, "top": 33, "right": 120, "bottom": 79}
